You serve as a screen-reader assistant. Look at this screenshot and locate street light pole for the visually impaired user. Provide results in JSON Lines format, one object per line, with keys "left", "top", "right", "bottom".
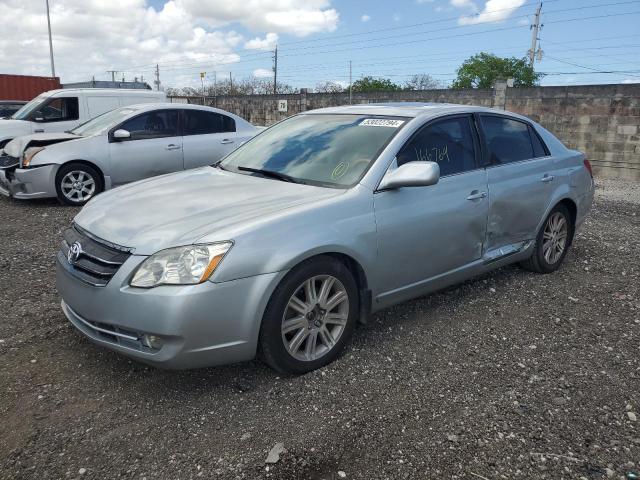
{"left": 45, "top": 0, "right": 56, "bottom": 77}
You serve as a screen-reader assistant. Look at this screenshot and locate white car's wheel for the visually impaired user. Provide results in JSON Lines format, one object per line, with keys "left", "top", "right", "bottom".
{"left": 55, "top": 163, "right": 103, "bottom": 206}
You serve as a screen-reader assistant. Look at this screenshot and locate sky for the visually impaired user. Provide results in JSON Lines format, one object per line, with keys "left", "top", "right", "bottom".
{"left": 1, "top": 0, "right": 639, "bottom": 90}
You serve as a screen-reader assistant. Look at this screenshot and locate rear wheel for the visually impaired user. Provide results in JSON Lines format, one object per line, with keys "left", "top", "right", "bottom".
{"left": 259, "top": 256, "right": 358, "bottom": 374}
{"left": 520, "top": 203, "right": 574, "bottom": 273}
{"left": 55, "top": 163, "right": 103, "bottom": 206}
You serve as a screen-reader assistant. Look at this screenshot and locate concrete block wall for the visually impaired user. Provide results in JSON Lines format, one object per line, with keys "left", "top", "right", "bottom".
{"left": 504, "top": 84, "right": 640, "bottom": 180}
{"left": 170, "top": 83, "right": 640, "bottom": 181}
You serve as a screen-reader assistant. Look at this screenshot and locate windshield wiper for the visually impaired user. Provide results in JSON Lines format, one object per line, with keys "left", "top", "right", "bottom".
{"left": 237, "top": 166, "right": 300, "bottom": 183}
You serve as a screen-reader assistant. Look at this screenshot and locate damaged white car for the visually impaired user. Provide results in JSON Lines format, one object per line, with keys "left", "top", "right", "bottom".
{"left": 0, "top": 103, "right": 260, "bottom": 205}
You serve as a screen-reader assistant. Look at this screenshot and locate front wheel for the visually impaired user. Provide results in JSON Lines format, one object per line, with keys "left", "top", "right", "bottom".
{"left": 520, "top": 203, "right": 574, "bottom": 273}
{"left": 258, "top": 256, "right": 359, "bottom": 374}
{"left": 55, "top": 163, "right": 103, "bottom": 206}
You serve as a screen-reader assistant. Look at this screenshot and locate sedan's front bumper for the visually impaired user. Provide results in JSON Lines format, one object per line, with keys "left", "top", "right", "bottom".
{"left": 0, "top": 165, "right": 58, "bottom": 199}
{"left": 56, "top": 253, "right": 285, "bottom": 369}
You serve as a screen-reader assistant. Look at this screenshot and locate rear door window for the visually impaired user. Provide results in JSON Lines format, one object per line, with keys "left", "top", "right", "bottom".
{"left": 480, "top": 115, "right": 538, "bottom": 164}
{"left": 118, "top": 110, "right": 180, "bottom": 140}
{"left": 183, "top": 110, "right": 236, "bottom": 135}
{"left": 396, "top": 115, "right": 477, "bottom": 176}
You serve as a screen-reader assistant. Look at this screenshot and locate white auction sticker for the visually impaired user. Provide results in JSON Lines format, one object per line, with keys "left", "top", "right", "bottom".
{"left": 359, "top": 118, "right": 405, "bottom": 128}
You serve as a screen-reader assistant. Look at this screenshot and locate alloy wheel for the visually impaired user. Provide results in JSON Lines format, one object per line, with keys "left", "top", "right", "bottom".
{"left": 61, "top": 170, "right": 96, "bottom": 203}
{"left": 281, "top": 275, "right": 349, "bottom": 362}
{"left": 542, "top": 211, "right": 568, "bottom": 264}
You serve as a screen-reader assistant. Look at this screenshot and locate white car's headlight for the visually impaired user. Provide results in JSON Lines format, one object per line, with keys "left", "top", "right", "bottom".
{"left": 22, "top": 146, "right": 45, "bottom": 167}
{"left": 130, "top": 242, "right": 232, "bottom": 288}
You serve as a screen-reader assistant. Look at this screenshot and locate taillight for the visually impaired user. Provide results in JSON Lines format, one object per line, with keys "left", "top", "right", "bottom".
{"left": 583, "top": 158, "right": 593, "bottom": 178}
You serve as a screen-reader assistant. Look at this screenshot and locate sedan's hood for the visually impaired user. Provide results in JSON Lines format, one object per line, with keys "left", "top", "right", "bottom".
{"left": 3, "top": 132, "right": 80, "bottom": 157}
{"left": 0, "top": 119, "right": 33, "bottom": 139}
{"left": 75, "top": 167, "right": 342, "bottom": 254}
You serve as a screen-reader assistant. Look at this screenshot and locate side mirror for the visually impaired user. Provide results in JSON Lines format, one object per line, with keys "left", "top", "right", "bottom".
{"left": 378, "top": 161, "right": 440, "bottom": 190}
{"left": 113, "top": 129, "right": 131, "bottom": 140}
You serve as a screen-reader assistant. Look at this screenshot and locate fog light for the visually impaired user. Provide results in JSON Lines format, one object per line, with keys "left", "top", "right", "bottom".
{"left": 141, "top": 334, "right": 163, "bottom": 350}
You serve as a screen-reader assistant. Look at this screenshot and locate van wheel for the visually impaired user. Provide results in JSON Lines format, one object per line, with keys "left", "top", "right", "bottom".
{"left": 520, "top": 204, "right": 574, "bottom": 274}
{"left": 258, "top": 256, "right": 358, "bottom": 374}
{"left": 55, "top": 163, "right": 103, "bottom": 206}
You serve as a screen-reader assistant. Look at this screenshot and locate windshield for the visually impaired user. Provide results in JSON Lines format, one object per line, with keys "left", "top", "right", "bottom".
{"left": 220, "top": 114, "right": 407, "bottom": 188}
{"left": 70, "top": 107, "right": 139, "bottom": 136}
{"left": 11, "top": 94, "right": 49, "bottom": 120}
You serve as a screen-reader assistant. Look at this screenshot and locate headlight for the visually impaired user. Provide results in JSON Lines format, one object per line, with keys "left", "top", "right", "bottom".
{"left": 22, "top": 146, "right": 45, "bottom": 167}
{"left": 130, "top": 242, "right": 232, "bottom": 288}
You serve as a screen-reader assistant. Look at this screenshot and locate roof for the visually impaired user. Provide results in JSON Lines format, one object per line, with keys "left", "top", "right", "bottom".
{"left": 41, "top": 88, "right": 165, "bottom": 96}
{"left": 121, "top": 102, "right": 236, "bottom": 112}
{"left": 304, "top": 102, "right": 508, "bottom": 119}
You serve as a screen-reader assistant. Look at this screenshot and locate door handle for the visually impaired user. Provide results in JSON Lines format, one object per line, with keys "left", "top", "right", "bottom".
{"left": 34, "top": 129, "right": 44, "bottom": 133}
{"left": 541, "top": 174, "right": 554, "bottom": 183}
{"left": 165, "top": 144, "right": 181, "bottom": 150}
{"left": 220, "top": 138, "right": 234, "bottom": 144}
{"left": 467, "top": 191, "right": 487, "bottom": 201}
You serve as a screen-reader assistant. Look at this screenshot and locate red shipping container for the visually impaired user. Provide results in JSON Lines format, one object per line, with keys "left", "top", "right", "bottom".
{"left": 0, "top": 74, "right": 61, "bottom": 101}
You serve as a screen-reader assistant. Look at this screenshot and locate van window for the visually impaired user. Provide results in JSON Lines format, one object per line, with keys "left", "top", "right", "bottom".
{"left": 87, "top": 96, "right": 120, "bottom": 118}
{"left": 480, "top": 115, "right": 536, "bottom": 164}
{"left": 33, "top": 97, "right": 79, "bottom": 122}
{"left": 396, "top": 115, "right": 477, "bottom": 176}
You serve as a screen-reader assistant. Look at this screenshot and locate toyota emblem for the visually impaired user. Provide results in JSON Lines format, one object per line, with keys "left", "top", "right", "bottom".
{"left": 67, "top": 241, "right": 83, "bottom": 265}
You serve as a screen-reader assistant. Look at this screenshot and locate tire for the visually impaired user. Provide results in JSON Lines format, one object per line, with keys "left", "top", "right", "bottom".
{"left": 55, "top": 162, "right": 103, "bottom": 206}
{"left": 258, "top": 256, "right": 359, "bottom": 374}
{"left": 520, "top": 203, "right": 574, "bottom": 274}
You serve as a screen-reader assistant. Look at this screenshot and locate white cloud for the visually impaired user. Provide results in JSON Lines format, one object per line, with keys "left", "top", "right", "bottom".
{"left": 178, "top": 0, "right": 339, "bottom": 37}
{"left": 622, "top": 78, "right": 640, "bottom": 84}
{"left": 457, "top": 0, "right": 526, "bottom": 25}
{"left": 244, "top": 32, "right": 278, "bottom": 50}
{"left": 450, "top": 0, "right": 476, "bottom": 9}
{"left": 361, "top": 14, "right": 371, "bottom": 22}
{"left": 253, "top": 68, "right": 273, "bottom": 78}
{"left": 0, "top": 0, "right": 339, "bottom": 88}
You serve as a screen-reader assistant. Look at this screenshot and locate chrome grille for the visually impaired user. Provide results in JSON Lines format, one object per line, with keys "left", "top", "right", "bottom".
{"left": 58, "top": 225, "right": 131, "bottom": 287}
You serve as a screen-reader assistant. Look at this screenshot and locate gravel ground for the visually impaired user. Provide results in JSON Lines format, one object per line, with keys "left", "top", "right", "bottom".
{"left": 0, "top": 179, "right": 638, "bottom": 480}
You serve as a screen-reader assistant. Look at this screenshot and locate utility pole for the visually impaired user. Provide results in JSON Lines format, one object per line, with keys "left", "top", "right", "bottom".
{"left": 528, "top": 3, "right": 543, "bottom": 67}
{"left": 154, "top": 64, "right": 161, "bottom": 91}
{"left": 200, "top": 72, "right": 206, "bottom": 104}
{"left": 213, "top": 71, "right": 217, "bottom": 98}
{"left": 349, "top": 60, "right": 352, "bottom": 104}
{"left": 273, "top": 45, "right": 278, "bottom": 96}
{"left": 107, "top": 70, "right": 118, "bottom": 83}
{"left": 229, "top": 72, "right": 233, "bottom": 94}
{"left": 45, "top": 0, "right": 56, "bottom": 77}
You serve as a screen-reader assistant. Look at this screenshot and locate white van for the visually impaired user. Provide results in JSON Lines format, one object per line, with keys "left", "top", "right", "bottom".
{"left": 0, "top": 89, "right": 166, "bottom": 148}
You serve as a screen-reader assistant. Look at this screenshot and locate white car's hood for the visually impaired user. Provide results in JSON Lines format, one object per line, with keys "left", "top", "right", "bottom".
{"left": 3, "top": 132, "right": 80, "bottom": 157}
{"left": 0, "top": 120, "right": 33, "bottom": 141}
{"left": 75, "top": 167, "right": 342, "bottom": 255}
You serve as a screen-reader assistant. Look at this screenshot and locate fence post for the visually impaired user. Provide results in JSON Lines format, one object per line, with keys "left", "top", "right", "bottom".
{"left": 492, "top": 80, "right": 508, "bottom": 110}
{"left": 299, "top": 88, "right": 308, "bottom": 113}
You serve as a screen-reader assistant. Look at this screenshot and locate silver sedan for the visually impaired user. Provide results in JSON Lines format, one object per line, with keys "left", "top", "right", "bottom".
{"left": 56, "top": 103, "right": 594, "bottom": 373}
{"left": 0, "top": 103, "right": 260, "bottom": 205}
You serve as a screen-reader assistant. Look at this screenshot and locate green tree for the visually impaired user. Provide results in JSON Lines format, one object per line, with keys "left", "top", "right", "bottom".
{"left": 451, "top": 52, "right": 542, "bottom": 89}
{"left": 351, "top": 76, "right": 401, "bottom": 92}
